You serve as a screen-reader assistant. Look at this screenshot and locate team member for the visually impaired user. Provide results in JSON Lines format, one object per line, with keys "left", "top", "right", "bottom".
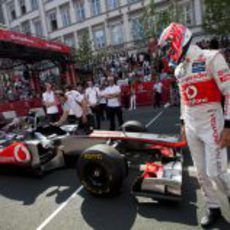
{"left": 64, "top": 85, "right": 81, "bottom": 124}
{"left": 99, "top": 81, "right": 108, "bottom": 121}
{"left": 42, "top": 82, "right": 59, "bottom": 123}
{"left": 129, "top": 82, "right": 136, "bottom": 110}
{"left": 85, "top": 80, "right": 100, "bottom": 129}
{"left": 54, "top": 91, "right": 93, "bottom": 134}
{"left": 153, "top": 80, "right": 163, "bottom": 108}
{"left": 104, "top": 76, "right": 123, "bottom": 130}
{"left": 158, "top": 22, "right": 230, "bottom": 228}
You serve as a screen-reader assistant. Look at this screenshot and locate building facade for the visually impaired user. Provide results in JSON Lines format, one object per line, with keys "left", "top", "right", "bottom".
{"left": 1, "top": 0, "right": 204, "bottom": 50}
{"left": 0, "top": 0, "right": 5, "bottom": 25}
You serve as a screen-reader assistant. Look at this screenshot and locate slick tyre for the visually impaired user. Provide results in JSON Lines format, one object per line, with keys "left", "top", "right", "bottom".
{"left": 120, "top": 120, "right": 147, "bottom": 150}
{"left": 77, "top": 144, "right": 127, "bottom": 196}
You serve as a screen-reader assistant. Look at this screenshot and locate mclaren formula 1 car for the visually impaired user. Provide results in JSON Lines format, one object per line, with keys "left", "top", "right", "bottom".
{"left": 0, "top": 115, "right": 186, "bottom": 201}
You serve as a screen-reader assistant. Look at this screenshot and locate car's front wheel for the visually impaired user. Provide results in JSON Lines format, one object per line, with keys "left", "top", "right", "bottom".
{"left": 77, "top": 144, "right": 127, "bottom": 196}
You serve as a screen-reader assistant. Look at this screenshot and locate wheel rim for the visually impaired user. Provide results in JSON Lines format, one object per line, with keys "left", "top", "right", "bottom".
{"left": 83, "top": 162, "right": 109, "bottom": 191}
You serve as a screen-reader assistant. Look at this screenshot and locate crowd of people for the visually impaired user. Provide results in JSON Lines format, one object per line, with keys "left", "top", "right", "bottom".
{"left": 42, "top": 77, "right": 124, "bottom": 134}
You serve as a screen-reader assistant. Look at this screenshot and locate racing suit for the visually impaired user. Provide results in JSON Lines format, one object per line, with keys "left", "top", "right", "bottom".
{"left": 175, "top": 44, "right": 230, "bottom": 208}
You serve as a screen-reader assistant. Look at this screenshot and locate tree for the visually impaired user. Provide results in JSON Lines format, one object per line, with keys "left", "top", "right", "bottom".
{"left": 75, "top": 31, "right": 94, "bottom": 70}
{"left": 203, "top": 0, "right": 230, "bottom": 36}
{"left": 74, "top": 31, "right": 108, "bottom": 80}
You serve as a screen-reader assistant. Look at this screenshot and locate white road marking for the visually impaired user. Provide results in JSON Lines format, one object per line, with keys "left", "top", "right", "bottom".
{"left": 36, "top": 186, "right": 83, "bottom": 230}
{"left": 145, "top": 103, "right": 170, "bottom": 128}
{"left": 145, "top": 111, "right": 164, "bottom": 128}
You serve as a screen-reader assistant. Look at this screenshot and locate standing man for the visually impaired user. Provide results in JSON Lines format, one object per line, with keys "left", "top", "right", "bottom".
{"left": 158, "top": 22, "right": 230, "bottom": 228}
{"left": 64, "top": 85, "right": 81, "bottom": 124}
{"left": 153, "top": 79, "right": 163, "bottom": 108}
{"left": 42, "top": 82, "right": 59, "bottom": 123}
{"left": 104, "top": 76, "right": 123, "bottom": 130}
{"left": 85, "top": 80, "right": 100, "bottom": 129}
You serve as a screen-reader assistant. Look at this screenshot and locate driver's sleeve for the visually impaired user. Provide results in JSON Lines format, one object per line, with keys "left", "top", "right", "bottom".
{"left": 211, "top": 52, "right": 230, "bottom": 127}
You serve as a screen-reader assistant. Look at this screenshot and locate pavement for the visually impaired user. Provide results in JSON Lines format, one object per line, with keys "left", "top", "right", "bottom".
{"left": 0, "top": 106, "right": 230, "bottom": 230}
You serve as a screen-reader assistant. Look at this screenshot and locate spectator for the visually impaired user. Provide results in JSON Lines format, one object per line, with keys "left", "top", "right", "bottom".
{"left": 104, "top": 76, "right": 123, "bottom": 130}
{"left": 98, "top": 81, "right": 108, "bottom": 121}
{"left": 129, "top": 82, "right": 136, "bottom": 110}
{"left": 42, "top": 82, "right": 59, "bottom": 123}
{"left": 64, "top": 85, "right": 81, "bottom": 124}
{"left": 85, "top": 80, "right": 101, "bottom": 129}
{"left": 153, "top": 80, "right": 163, "bottom": 108}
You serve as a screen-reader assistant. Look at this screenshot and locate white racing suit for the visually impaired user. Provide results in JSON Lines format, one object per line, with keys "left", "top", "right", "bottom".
{"left": 175, "top": 45, "right": 230, "bottom": 208}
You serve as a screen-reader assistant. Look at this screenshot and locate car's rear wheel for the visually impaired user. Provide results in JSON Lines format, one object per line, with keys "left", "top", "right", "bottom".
{"left": 77, "top": 144, "right": 127, "bottom": 196}
{"left": 120, "top": 120, "right": 147, "bottom": 150}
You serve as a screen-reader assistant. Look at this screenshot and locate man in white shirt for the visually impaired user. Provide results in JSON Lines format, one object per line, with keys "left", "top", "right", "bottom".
{"left": 153, "top": 80, "right": 163, "bottom": 108}
{"left": 65, "top": 85, "right": 84, "bottom": 124}
{"left": 85, "top": 80, "right": 101, "bottom": 129}
{"left": 104, "top": 76, "right": 124, "bottom": 130}
{"left": 99, "top": 81, "right": 108, "bottom": 121}
{"left": 54, "top": 91, "right": 93, "bottom": 134}
{"left": 42, "top": 82, "right": 59, "bottom": 123}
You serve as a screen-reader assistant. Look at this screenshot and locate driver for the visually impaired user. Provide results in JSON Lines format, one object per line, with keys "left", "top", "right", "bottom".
{"left": 158, "top": 22, "right": 230, "bottom": 228}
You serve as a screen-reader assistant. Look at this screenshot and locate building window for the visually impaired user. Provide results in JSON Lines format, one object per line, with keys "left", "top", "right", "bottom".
{"left": 19, "top": 0, "right": 27, "bottom": 15}
{"left": 93, "top": 28, "right": 106, "bottom": 49}
{"left": 91, "top": 0, "right": 101, "bottom": 16}
{"left": 21, "top": 21, "right": 31, "bottom": 34}
{"left": 64, "top": 34, "right": 75, "bottom": 47}
{"left": 130, "top": 17, "right": 145, "bottom": 41}
{"left": 33, "top": 19, "right": 43, "bottom": 36}
{"left": 74, "top": 0, "right": 85, "bottom": 22}
{"left": 60, "top": 4, "right": 71, "bottom": 27}
{"left": 31, "top": 0, "right": 38, "bottom": 10}
{"left": 107, "top": 0, "right": 119, "bottom": 10}
{"left": 110, "top": 23, "right": 124, "bottom": 45}
{"left": 48, "top": 11, "right": 58, "bottom": 31}
{"left": 8, "top": 2, "right": 16, "bottom": 21}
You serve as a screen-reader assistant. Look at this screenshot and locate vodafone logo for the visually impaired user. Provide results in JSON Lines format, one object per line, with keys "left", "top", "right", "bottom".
{"left": 185, "top": 85, "right": 197, "bottom": 99}
{"left": 14, "top": 144, "right": 31, "bottom": 163}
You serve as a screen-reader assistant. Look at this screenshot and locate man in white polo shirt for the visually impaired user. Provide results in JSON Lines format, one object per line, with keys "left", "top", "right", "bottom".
{"left": 42, "top": 82, "right": 59, "bottom": 123}
{"left": 104, "top": 76, "right": 124, "bottom": 130}
{"left": 65, "top": 85, "right": 83, "bottom": 124}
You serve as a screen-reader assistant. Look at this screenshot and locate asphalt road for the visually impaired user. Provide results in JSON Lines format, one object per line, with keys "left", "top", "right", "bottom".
{"left": 0, "top": 106, "right": 230, "bottom": 230}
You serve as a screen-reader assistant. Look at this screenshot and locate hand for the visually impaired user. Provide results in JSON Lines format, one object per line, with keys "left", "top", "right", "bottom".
{"left": 219, "top": 128, "right": 230, "bottom": 148}
{"left": 181, "top": 125, "right": 187, "bottom": 142}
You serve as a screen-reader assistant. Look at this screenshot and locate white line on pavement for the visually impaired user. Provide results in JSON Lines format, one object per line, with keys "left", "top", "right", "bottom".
{"left": 145, "top": 103, "right": 170, "bottom": 128}
{"left": 145, "top": 111, "right": 164, "bottom": 128}
{"left": 36, "top": 186, "right": 83, "bottom": 230}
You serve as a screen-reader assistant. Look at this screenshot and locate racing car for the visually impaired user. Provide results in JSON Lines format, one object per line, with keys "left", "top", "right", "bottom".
{"left": 0, "top": 113, "right": 186, "bottom": 201}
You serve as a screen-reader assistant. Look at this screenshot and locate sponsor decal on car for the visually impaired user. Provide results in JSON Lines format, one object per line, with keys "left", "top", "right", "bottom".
{"left": 82, "top": 153, "right": 103, "bottom": 160}
{"left": 14, "top": 144, "right": 31, "bottom": 163}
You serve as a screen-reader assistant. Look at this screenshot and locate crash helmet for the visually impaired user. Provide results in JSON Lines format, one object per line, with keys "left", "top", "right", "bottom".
{"left": 158, "top": 22, "right": 192, "bottom": 68}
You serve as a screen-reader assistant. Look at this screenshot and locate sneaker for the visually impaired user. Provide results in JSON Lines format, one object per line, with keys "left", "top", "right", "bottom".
{"left": 200, "top": 208, "right": 222, "bottom": 228}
